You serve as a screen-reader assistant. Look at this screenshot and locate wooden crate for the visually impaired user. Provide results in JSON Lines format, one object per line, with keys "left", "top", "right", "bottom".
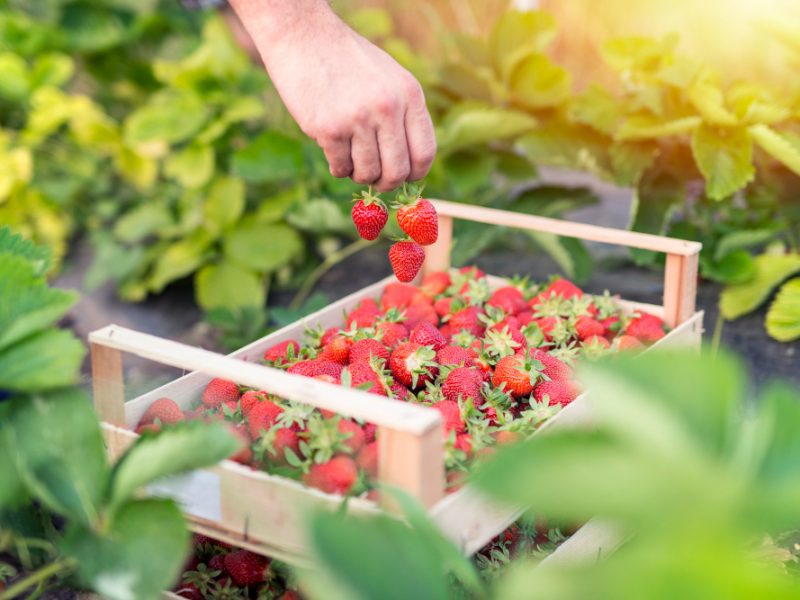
{"left": 89, "top": 200, "right": 704, "bottom": 568}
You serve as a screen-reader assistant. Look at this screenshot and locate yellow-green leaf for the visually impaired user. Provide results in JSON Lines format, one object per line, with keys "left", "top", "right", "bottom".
{"left": 203, "top": 176, "right": 245, "bottom": 234}
{"left": 687, "top": 80, "right": 738, "bottom": 127}
{"left": 690, "top": 124, "right": 754, "bottom": 200}
{"left": 720, "top": 253, "right": 800, "bottom": 320}
{"left": 164, "top": 143, "right": 214, "bottom": 189}
{"left": 196, "top": 261, "right": 265, "bottom": 310}
{"left": 114, "top": 145, "right": 158, "bottom": 191}
{"left": 223, "top": 222, "right": 302, "bottom": 273}
{"left": 489, "top": 10, "right": 557, "bottom": 82}
{"left": 569, "top": 84, "right": 622, "bottom": 135}
{"left": 766, "top": 278, "right": 800, "bottom": 342}
{"left": 509, "top": 53, "right": 571, "bottom": 110}
{"left": 438, "top": 105, "right": 536, "bottom": 153}
{"left": 616, "top": 115, "right": 701, "bottom": 141}
{"left": 749, "top": 124, "right": 800, "bottom": 177}
{"left": 601, "top": 35, "right": 677, "bottom": 73}
{"left": 148, "top": 230, "right": 213, "bottom": 292}
{"left": 0, "top": 52, "right": 29, "bottom": 102}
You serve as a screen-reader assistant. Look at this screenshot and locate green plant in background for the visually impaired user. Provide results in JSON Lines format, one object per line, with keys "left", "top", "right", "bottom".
{"left": 301, "top": 348, "right": 800, "bottom": 599}
{"left": 0, "top": 226, "right": 239, "bottom": 599}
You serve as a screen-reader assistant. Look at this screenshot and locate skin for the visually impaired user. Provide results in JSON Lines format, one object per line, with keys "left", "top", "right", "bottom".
{"left": 228, "top": 0, "right": 437, "bottom": 192}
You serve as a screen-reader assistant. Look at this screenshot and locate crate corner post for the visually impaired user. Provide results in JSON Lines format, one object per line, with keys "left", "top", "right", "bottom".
{"left": 89, "top": 327, "right": 126, "bottom": 428}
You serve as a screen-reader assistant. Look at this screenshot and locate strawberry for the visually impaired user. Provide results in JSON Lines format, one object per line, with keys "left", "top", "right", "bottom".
{"left": 584, "top": 335, "right": 610, "bottom": 349}
{"left": 320, "top": 326, "right": 339, "bottom": 347}
{"left": 454, "top": 433, "right": 472, "bottom": 456}
{"left": 375, "top": 321, "right": 408, "bottom": 348}
{"left": 347, "top": 361, "right": 386, "bottom": 395}
{"left": 434, "top": 296, "right": 456, "bottom": 317}
{"left": 600, "top": 315, "right": 621, "bottom": 339}
{"left": 175, "top": 584, "right": 202, "bottom": 600}
{"left": 265, "top": 427, "right": 301, "bottom": 464}
{"left": 208, "top": 554, "right": 227, "bottom": 573}
{"left": 363, "top": 422, "right": 377, "bottom": 443}
{"left": 247, "top": 399, "right": 284, "bottom": 438}
{"left": 574, "top": 315, "right": 605, "bottom": 341}
{"left": 544, "top": 278, "right": 583, "bottom": 300}
{"left": 492, "top": 354, "right": 537, "bottom": 398}
{"left": 533, "top": 379, "right": 579, "bottom": 406}
{"left": 135, "top": 423, "right": 161, "bottom": 435}
{"left": 319, "top": 334, "right": 352, "bottom": 364}
{"left": 495, "top": 430, "right": 522, "bottom": 445}
{"left": 404, "top": 303, "right": 438, "bottom": 329}
{"left": 357, "top": 441, "right": 379, "bottom": 478}
{"left": 346, "top": 298, "right": 381, "bottom": 329}
{"left": 138, "top": 397, "right": 184, "bottom": 427}
{"left": 448, "top": 305, "right": 484, "bottom": 336}
{"left": 438, "top": 323, "right": 452, "bottom": 340}
{"left": 240, "top": 390, "right": 266, "bottom": 417}
{"left": 381, "top": 282, "right": 418, "bottom": 310}
{"left": 395, "top": 187, "right": 438, "bottom": 245}
{"left": 390, "top": 381, "right": 415, "bottom": 401}
{"left": 442, "top": 366, "right": 484, "bottom": 404}
{"left": 616, "top": 334, "right": 645, "bottom": 351}
{"left": 338, "top": 419, "right": 367, "bottom": 453}
{"left": 487, "top": 286, "right": 527, "bottom": 315}
{"left": 409, "top": 321, "right": 447, "bottom": 350}
{"left": 528, "top": 348, "right": 573, "bottom": 381}
{"left": 389, "top": 240, "right": 425, "bottom": 283}
{"left": 201, "top": 378, "right": 240, "bottom": 407}
{"left": 389, "top": 342, "right": 438, "bottom": 389}
{"left": 625, "top": 313, "right": 665, "bottom": 343}
{"left": 436, "top": 345, "right": 476, "bottom": 367}
{"left": 229, "top": 425, "right": 253, "bottom": 465}
{"left": 303, "top": 455, "right": 358, "bottom": 495}
{"left": 223, "top": 550, "right": 269, "bottom": 586}
{"left": 516, "top": 310, "right": 534, "bottom": 326}
{"left": 288, "top": 359, "right": 344, "bottom": 379}
{"left": 432, "top": 400, "right": 465, "bottom": 433}
{"left": 459, "top": 265, "right": 486, "bottom": 279}
{"left": 421, "top": 271, "right": 451, "bottom": 296}
{"left": 351, "top": 190, "right": 388, "bottom": 240}
{"left": 263, "top": 340, "right": 299, "bottom": 364}
{"left": 349, "top": 338, "right": 390, "bottom": 364}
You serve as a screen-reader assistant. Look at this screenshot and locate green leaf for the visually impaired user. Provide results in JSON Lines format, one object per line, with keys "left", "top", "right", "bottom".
{"left": 616, "top": 115, "right": 701, "bottom": 141}
{"left": 61, "top": 498, "right": 190, "bottom": 600}
{"left": 254, "top": 186, "right": 306, "bottom": 224}
{"left": 8, "top": 389, "right": 107, "bottom": 525}
{"left": 610, "top": 141, "right": 658, "bottom": 186}
{"left": 114, "top": 204, "right": 174, "bottom": 244}
{"left": 0, "top": 329, "right": 85, "bottom": 392}
{"left": 528, "top": 231, "right": 593, "bottom": 284}
{"left": 232, "top": 131, "right": 305, "bottom": 183}
{"left": 436, "top": 63, "right": 495, "bottom": 104}
{"left": 203, "top": 176, "right": 245, "bottom": 235}
{"left": 124, "top": 91, "right": 209, "bottom": 146}
{"left": 601, "top": 35, "right": 677, "bottom": 73}
{"left": 0, "top": 52, "right": 30, "bottom": 101}
{"left": 509, "top": 53, "right": 572, "bottom": 110}
{"left": 440, "top": 151, "right": 498, "bottom": 197}
{"left": 437, "top": 106, "right": 536, "bottom": 153}
{"left": 690, "top": 124, "right": 754, "bottom": 200}
{"left": 0, "top": 418, "right": 26, "bottom": 509}
{"left": 687, "top": 80, "right": 739, "bottom": 126}
{"left": 513, "top": 185, "right": 599, "bottom": 217}
{"left": 223, "top": 222, "right": 303, "bottom": 272}
{"left": 0, "top": 254, "right": 77, "bottom": 352}
{"left": 756, "top": 383, "right": 800, "bottom": 486}
{"left": 489, "top": 10, "right": 557, "bottom": 82}
{"left": 164, "top": 143, "right": 214, "bottom": 189}
{"left": 749, "top": 124, "right": 800, "bottom": 177}
{"left": 195, "top": 261, "right": 265, "bottom": 311}
{"left": 451, "top": 220, "right": 502, "bottom": 267}
{"left": 286, "top": 198, "right": 352, "bottom": 235}
{"left": 702, "top": 249, "right": 756, "bottom": 284}
{"left": 109, "top": 421, "right": 238, "bottom": 511}
{"left": 765, "top": 278, "right": 800, "bottom": 341}
{"left": 629, "top": 172, "right": 683, "bottom": 265}
{"left": 714, "top": 229, "right": 781, "bottom": 262}
{"left": 346, "top": 8, "right": 393, "bottom": 38}
{"left": 114, "top": 146, "right": 158, "bottom": 191}
{"left": 720, "top": 253, "right": 800, "bottom": 320}
{"left": 60, "top": 3, "right": 127, "bottom": 52}
{"left": 147, "top": 230, "right": 214, "bottom": 293}
{"left": 270, "top": 292, "right": 329, "bottom": 327}
{"left": 569, "top": 84, "right": 623, "bottom": 135}
{"left": 30, "top": 53, "right": 74, "bottom": 90}
{"left": 0, "top": 226, "right": 51, "bottom": 274}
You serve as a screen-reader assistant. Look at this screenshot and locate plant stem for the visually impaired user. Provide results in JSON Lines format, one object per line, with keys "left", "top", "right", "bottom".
{"left": 710, "top": 310, "right": 724, "bottom": 356}
{"left": 0, "top": 558, "right": 75, "bottom": 600}
{"left": 289, "top": 239, "right": 373, "bottom": 310}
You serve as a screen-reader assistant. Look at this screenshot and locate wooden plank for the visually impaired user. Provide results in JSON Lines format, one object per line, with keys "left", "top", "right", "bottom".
{"left": 538, "top": 519, "right": 625, "bottom": 568}
{"left": 422, "top": 214, "right": 453, "bottom": 275}
{"left": 90, "top": 342, "right": 125, "bottom": 427}
{"left": 430, "top": 199, "right": 703, "bottom": 256}
{"left": 663, "top": 252, "right": 699, "bottom": 328}
{"left": 89, "top": 325, "right": 440, "bottom": 436}
{"left": 378, "top": 424, "right": 445, "bottom": 510}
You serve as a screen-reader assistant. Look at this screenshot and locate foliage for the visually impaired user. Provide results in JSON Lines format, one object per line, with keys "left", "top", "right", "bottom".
{"left": 0, "top": 226, "right": 239, "bottom": 599}
{"left": 302, "top": 348, "right": 800, "bottom": 599}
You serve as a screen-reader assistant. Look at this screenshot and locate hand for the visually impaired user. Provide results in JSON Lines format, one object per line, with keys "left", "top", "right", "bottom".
{"left": 229, "top": 0, "right": 436, "bottom": 192}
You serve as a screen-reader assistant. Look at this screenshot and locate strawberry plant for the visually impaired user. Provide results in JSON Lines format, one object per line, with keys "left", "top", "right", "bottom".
{"left": 0, "top": 226, "right": 241, "bottom": 599}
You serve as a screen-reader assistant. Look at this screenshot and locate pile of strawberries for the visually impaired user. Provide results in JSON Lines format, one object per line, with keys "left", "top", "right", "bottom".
{"left": 350, "top": 184, "right": 438, "bottom": 282}
{"left": 137, "top": 267, "right": 667, "bottom": 497}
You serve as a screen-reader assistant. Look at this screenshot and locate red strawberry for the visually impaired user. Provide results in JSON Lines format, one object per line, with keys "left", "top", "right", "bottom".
{"left": 455, "top": 433, "right": 472, "bottom": 456}
{"left": 266, "top": 427, "right": 301, "bottom": 464}
{"left": 357, "top": 441, "right": 379, "bottom": 478}
{"left": 434, "top": 296, "right": 456, "bottom": 317}
{"left": 487, "top": 286, "right": 527, "bottom": 315}
{"left": 381, "top": 282, "right": 418, "bottom": 310}
{"left": 349, "top": 338, "right": 390, "bottom": 364}
{"left": 375, "top": 321, "right": 408, "bottom": 348}
{"left": 319, "top": 334, "right": 352, "bottom": 364}
{"left": 389, "top": 241, "right": 425, "bottom": 283}
{"left": 409, "top": 321, "right": 447, "bottom": 350}
{"left": 247, "top": 399, "right": 284, "bottom": 438}
{"left": 390, "top": 381, "right": 415, "bottom": 401}
{"left": 201, "top": 378, "right": 240, "bottom": 407}
{"left": 574, "top": 315, "right": 605, "bottom": 341}
{"left": 208, "top": 554, "right": 227, "bottom": 573}
{"left": 348, "top": 361, "right": 386, "bottom": 395}
{"left": 625, "top": 313, "right": 665, "bottom": 343}
{"left": 288, "top": 359, "right": 344, "bottom": 379}
{"left": 528, "top": 348, "right": 573, "bottom": 381}
{"left": 544, "top": 278, "right": 583, "bottom": 300}
{"left": 263, "top": 340, "right": 299, "bottom": 364}
{"left": 135, "top": 423, "right": 161, "bottom": 434}
{"left": 138, "top": 397, "right": 184, "bottom": 427}
{"left": 223, "top": 550, "right": 269, "bottom": 586}
{"left": 389, "top": 342, "right": 438, "bottom": 389}
{"left": 600, "top": 315, "right": 621, "bottom": 339}
{"left": 346, "top": 298, "right": 381, "bottom": 329}
{"left": 436, "top": 345, "right": 476, "bottom": 367}
{"left": 175, "top": 584, "right": 202, "bottom": 600}
{"left": 396, "top": 195, "right": 438, "bottom": 246}
{"left": 459, "top": 266, "right": 486, "bottom": 280}
{"left": 534, "top": 316, "right": 559, "bottom": 342}
{"left": 303, "top": 455, "right": 358, "bottom": 495}
{"left": 351, "top": 194, "right": 388, "bottom": 241}
{"left": 442, "top": 367, "right": 484, "bottom": 404}
{"left": 495, "top": 430, "right": 522, "bottom": 445}
{"left": 449, "top": 306, "right": 484, "bottom": 336}
{"left": 584, "top": 335, "right": 610, "bottom": 349}
{"left": 533, "top": 379, "right": 579, "bottom": 406}
{"left": 240, "top": 390, "right": 266, "bottom": 417}
{"left": 363, "top": 422, "right": 377, "bottom": 442}
{"left": 421, "top": 271, "right": 451, "bottom": 296}
{"left": 320, "top": 326, "right": 339, "bottom": 347}
{"left": 404, "top": 303, "right": 438, "bottom": 329}
{"left": 616, "top": 334, "right": 645, "bottom": 351}
{"left": 229, "top": 425, "right": 253, "bottom": 465}
{"left": 338, "top": 419, "right": 367, "bottom": 453}
{"left": 432, "top": 400, "right": 465, "bottom": 434}
{"left": 516, "top": 310, "right": 534, "bottom": 326}
{"left": 492, "top": 354, "right": 536, "bottom": 398}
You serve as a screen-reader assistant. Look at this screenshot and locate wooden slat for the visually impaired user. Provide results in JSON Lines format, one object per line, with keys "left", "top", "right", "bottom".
{"left": 663, "top": 252, "right": 699, "bottom": 328}
{"left": 430, "top": 199, "right": 702, "bottom": 256}
{"left": 90, "top": 342, "right": 125, "bottom": 427}
{"left": 422, "top": 214, "right": 453, "bottom": 275}
{"left": 378, "top": 424, "right": 445, "bottom": 509}
{"left": 89, "top": 325, "right": 440, "bottom": 436}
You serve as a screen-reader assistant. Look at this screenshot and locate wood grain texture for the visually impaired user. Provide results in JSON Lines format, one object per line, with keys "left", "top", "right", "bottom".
{"left": 378, "top": 424, "right": 445, "bottom": 510}
{"left": 90, "top": 342, "right": 125, "bottom": 427}
{"left": 422, "top": 214, "right": 453, "bottom": 275}
{"left": 663, "top": 252, "right": 699, "bottom": 328}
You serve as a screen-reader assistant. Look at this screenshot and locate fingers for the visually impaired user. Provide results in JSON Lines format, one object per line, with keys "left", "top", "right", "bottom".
{"left": 404, "top": 82, "right": 437, "bottom": 181}
{"left": 320, "top": 135, "right": 353, "bottom": 178}
{"left": 374, "top": 110, "right": 411, "bottom": 193}
{"left": 350, "top": 127, "right": 381, "bottom": 184}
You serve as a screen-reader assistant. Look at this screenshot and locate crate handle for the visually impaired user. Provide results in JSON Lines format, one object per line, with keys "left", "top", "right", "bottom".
{"left": 423, "top": 199, "right": 701, "bottom": 328}
{"left": 89, "top": 325, "right": 445, "bottom": 508}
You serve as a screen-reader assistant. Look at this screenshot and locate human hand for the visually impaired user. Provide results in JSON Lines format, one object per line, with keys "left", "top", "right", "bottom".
{"left": 229, "top": 0, "right": 436, "bottom": 192}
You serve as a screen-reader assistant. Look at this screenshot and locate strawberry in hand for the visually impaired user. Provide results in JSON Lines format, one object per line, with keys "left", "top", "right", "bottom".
{"left": 351, "top": 187, "right": 388, "bottom": 241}
{"left": 389, "top": 239, "right": 425, "bottom": 283}
{"left": 393, "top": 183, "right": 438, "bottom": 246}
